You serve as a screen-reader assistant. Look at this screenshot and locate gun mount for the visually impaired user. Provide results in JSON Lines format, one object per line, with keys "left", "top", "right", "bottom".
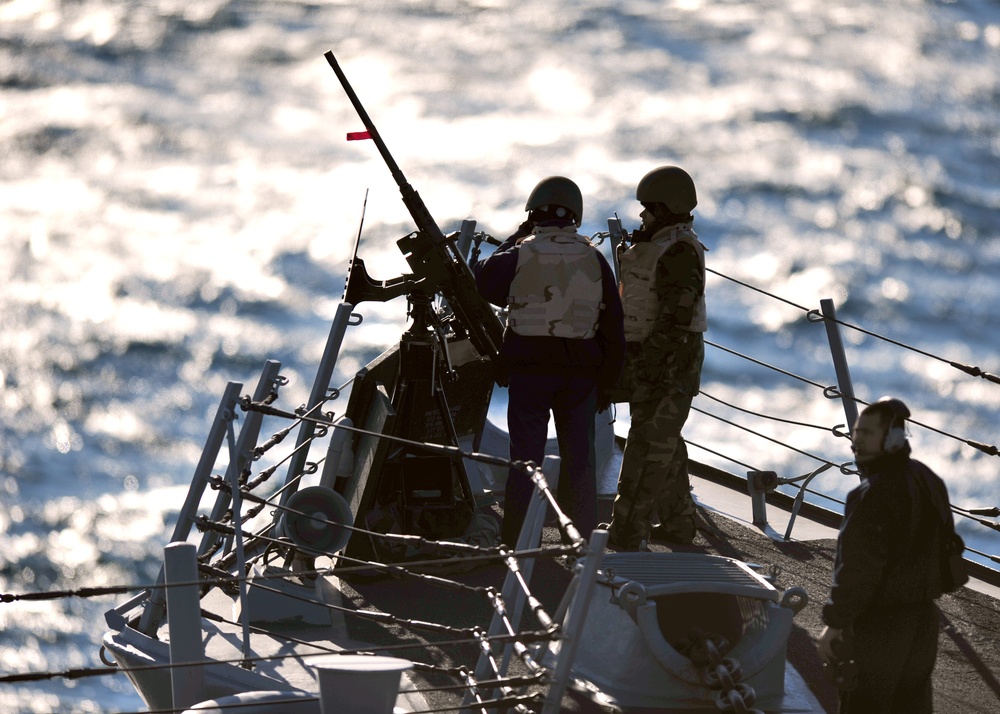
{"left": 325, "top": 51, "right": 506, "bottom": 564}
{"left": 325, "top": 50, "right": 504, "bottom": 363}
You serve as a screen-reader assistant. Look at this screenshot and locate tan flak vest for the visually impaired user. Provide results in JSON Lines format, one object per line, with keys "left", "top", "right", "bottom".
{"left": 619, "top": 222, "right": 707, "bottom": 342}
{"left": 507, "top": 226, "right": 605, "bottom": 339}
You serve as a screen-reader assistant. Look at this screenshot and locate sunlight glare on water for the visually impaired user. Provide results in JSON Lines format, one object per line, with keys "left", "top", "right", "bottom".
{"left": 1, "top": 1, "right": 999, "bottom": 710}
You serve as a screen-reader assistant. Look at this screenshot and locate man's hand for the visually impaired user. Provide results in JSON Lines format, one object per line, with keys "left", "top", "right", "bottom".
{"left": 817, "top": 625, "right": 844, "bottom": 666}
{"left": 514, "top": 219, "right": 534, "bottom": 240}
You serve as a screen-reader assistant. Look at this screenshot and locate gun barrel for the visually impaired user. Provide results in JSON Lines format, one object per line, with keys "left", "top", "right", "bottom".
{"left": 325, "top": 51, "right": 406, "bottom": 187}
{"left": 324, "top": 50, "right": 446, "bottom": 247}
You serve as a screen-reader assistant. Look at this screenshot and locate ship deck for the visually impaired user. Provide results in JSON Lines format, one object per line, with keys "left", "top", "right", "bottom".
{"left": 334, "top": 464, "right": 1000, "bottom": 713}
{"left": 144, "top": 434, "right": 1000, "bottom": 714}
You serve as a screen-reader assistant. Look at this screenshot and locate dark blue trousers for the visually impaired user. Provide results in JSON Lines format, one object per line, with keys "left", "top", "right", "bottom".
{"left": 840, "top": 601, "right": 938, "bottom": 713}
{"left": 502, "top": 372, "right": 597, "bottom": 547}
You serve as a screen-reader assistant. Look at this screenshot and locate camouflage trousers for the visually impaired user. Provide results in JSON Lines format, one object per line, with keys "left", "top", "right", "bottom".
{"left": 609, "top": 392, "right": 696, "bottom": 547}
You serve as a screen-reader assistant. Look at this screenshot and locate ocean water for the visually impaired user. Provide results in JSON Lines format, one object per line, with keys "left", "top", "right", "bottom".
{"left": 1, "top": 0, "right": 999, "bottom": 711}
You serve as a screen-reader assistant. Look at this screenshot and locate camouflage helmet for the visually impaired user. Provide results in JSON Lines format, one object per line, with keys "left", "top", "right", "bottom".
{"left": 525, "top": 176, "right": 583, "bottom": 223}
{"left": 636, "top": 166, "right": 697, "bottom": 214}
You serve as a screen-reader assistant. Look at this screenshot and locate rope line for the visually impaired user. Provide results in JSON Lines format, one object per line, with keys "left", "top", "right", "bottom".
{"left": 699, "top": 390, "right": 847, "bottom": 435}
{"left": 688, "top": 416, "right": 991, "bottom": 519}
{"left": 687, "top": 439, "right": 758, "bottom": 474}
{"left": 704, "top": 339, "right": 999, "bottom": 459}
{"left": 704, "top": 339, "right": 834, "bottom": 392}
{"left": 691, "top": 404, "right": 853, "bottom": 474}
{"left": 823, "top": 313, "right": 1000, "bottom": 386}
{"left": 1, "top": 544, "right": 574, "bottom": 609}
{"left": 0, "top": 644, "right": 550, "bottom": 711}
{"left": 709, "top": 266, "right": 1000, "bottom": 385}
{"left": 707, "top": 267, "right": 812, "bottom": 312}
{"left": 686, "top": 438, "right": 847, "bottom": 511}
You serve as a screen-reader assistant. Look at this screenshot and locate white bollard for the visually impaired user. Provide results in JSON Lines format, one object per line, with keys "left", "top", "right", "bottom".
{"left": 164, "top": 541, "right": 205, "bottom": 710}
{"left": 310, "top": 655, "right": 412, "bottom": 714}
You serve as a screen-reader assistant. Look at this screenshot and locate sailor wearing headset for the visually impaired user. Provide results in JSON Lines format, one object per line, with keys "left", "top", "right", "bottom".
{"left": 819, "top": 396, "right": 962, "bottom": 713}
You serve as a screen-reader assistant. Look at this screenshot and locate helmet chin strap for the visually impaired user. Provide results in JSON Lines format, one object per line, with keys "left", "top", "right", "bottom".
{"left": 639, "top": 203, "right": 692, "bottom": 236}
{"left": 527, "top": 205, "right": 579, "bottom": 228}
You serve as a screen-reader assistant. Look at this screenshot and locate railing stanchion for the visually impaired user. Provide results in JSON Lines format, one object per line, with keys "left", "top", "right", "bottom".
{"left": 820, "top": 298, "right": 860, "bottom": 473}
{"left": 136, "top": 380, "right": 243, "bottom": 636}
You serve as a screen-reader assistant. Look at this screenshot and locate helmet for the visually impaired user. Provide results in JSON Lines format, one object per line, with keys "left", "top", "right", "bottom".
{"left": 525, "top": 176, "right": 583, "bottom": 223}
{"left": 636, "top": 166, "right": 697, "bottom": 214}
{"left": 874, "top": 395, "right": 911, "bottom": 422}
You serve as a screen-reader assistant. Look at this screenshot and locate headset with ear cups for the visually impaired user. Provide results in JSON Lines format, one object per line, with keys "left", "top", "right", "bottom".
{"left": 876, "top": 396, "right": 911, "bottom": 453}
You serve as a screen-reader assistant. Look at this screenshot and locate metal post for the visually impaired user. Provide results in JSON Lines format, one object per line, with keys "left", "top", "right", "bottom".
{"left": 455, "top": 219, "right": 477, "bottom": 261}
{"left": 171, "top": 381, "right": 245, "bottom": 543}
{"left": 747, "top": 471, "right": 769, "bottom": 528}
{"left": 137, "top": 381, "right": 243, "bottom": 635}
{"left": 164, "top": 542, "right": 205, "bottom": 710}
{"left": 280, "top": 302, "right": 356, "bottom": 504}
{"left": 819, "top": 298, "right": 859, "bottom": 438}
{"left": 225, "top": 415, "right": 252, "bottom": 665}
{"left": 500, "top": 455, "right": 560, "bottom": 671}
{"left": 607, "top": 216, "right": 625, "bottom": 281}
{"left": 198, "top": 359, "right": 282, "bottom": 559}
{"left": 541, "top": 530, "right": 609, "bottom": 714}
{"left": 462, "top": 456, "right": 560, "bottom": 708}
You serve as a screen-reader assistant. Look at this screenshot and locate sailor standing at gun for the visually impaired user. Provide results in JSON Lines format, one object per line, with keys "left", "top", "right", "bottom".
{"left": 473, "top": 176, "right": 625, "bottom": 548}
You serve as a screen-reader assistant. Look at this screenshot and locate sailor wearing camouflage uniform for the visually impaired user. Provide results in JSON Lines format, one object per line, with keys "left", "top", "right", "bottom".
{"left": 605, "top": 166, "right": 707, "bottom": 549}
{"left": 474, "top": 176, "right": 625, "bottom": 547}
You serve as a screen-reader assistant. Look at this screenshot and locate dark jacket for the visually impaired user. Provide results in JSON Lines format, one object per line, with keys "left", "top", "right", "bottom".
{"left": 822, "top": 448, "right": 951, "bottom": 629}
{"left": 472, "top": 221, "right": 626, "bottom": 397}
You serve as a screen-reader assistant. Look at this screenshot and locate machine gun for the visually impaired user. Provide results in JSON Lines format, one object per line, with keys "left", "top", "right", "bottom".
{"left": 324, "top": 50, "right": 504, "bottom": 363}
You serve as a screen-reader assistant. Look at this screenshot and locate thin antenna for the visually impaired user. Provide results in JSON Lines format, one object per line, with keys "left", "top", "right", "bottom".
{"left": 353, "top": 188, "right": 369, "bottom": 260}
{"left": 343, "top": 189, "right": 369, "bottom": 302}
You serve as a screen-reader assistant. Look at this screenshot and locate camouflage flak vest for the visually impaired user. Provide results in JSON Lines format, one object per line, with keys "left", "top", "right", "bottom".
{"left": 619, "top": 223, "right": 707, "bottom": 342}
{"left": 507, "top": 227, "right": 604, "bottom": 339}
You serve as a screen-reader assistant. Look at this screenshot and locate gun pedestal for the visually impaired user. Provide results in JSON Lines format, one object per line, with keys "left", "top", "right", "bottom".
{"left": 342, "top": 292, "right": 493, "bottom": 565}
{"left": 392, "top": 294, "right": 476, "bottom": 539}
